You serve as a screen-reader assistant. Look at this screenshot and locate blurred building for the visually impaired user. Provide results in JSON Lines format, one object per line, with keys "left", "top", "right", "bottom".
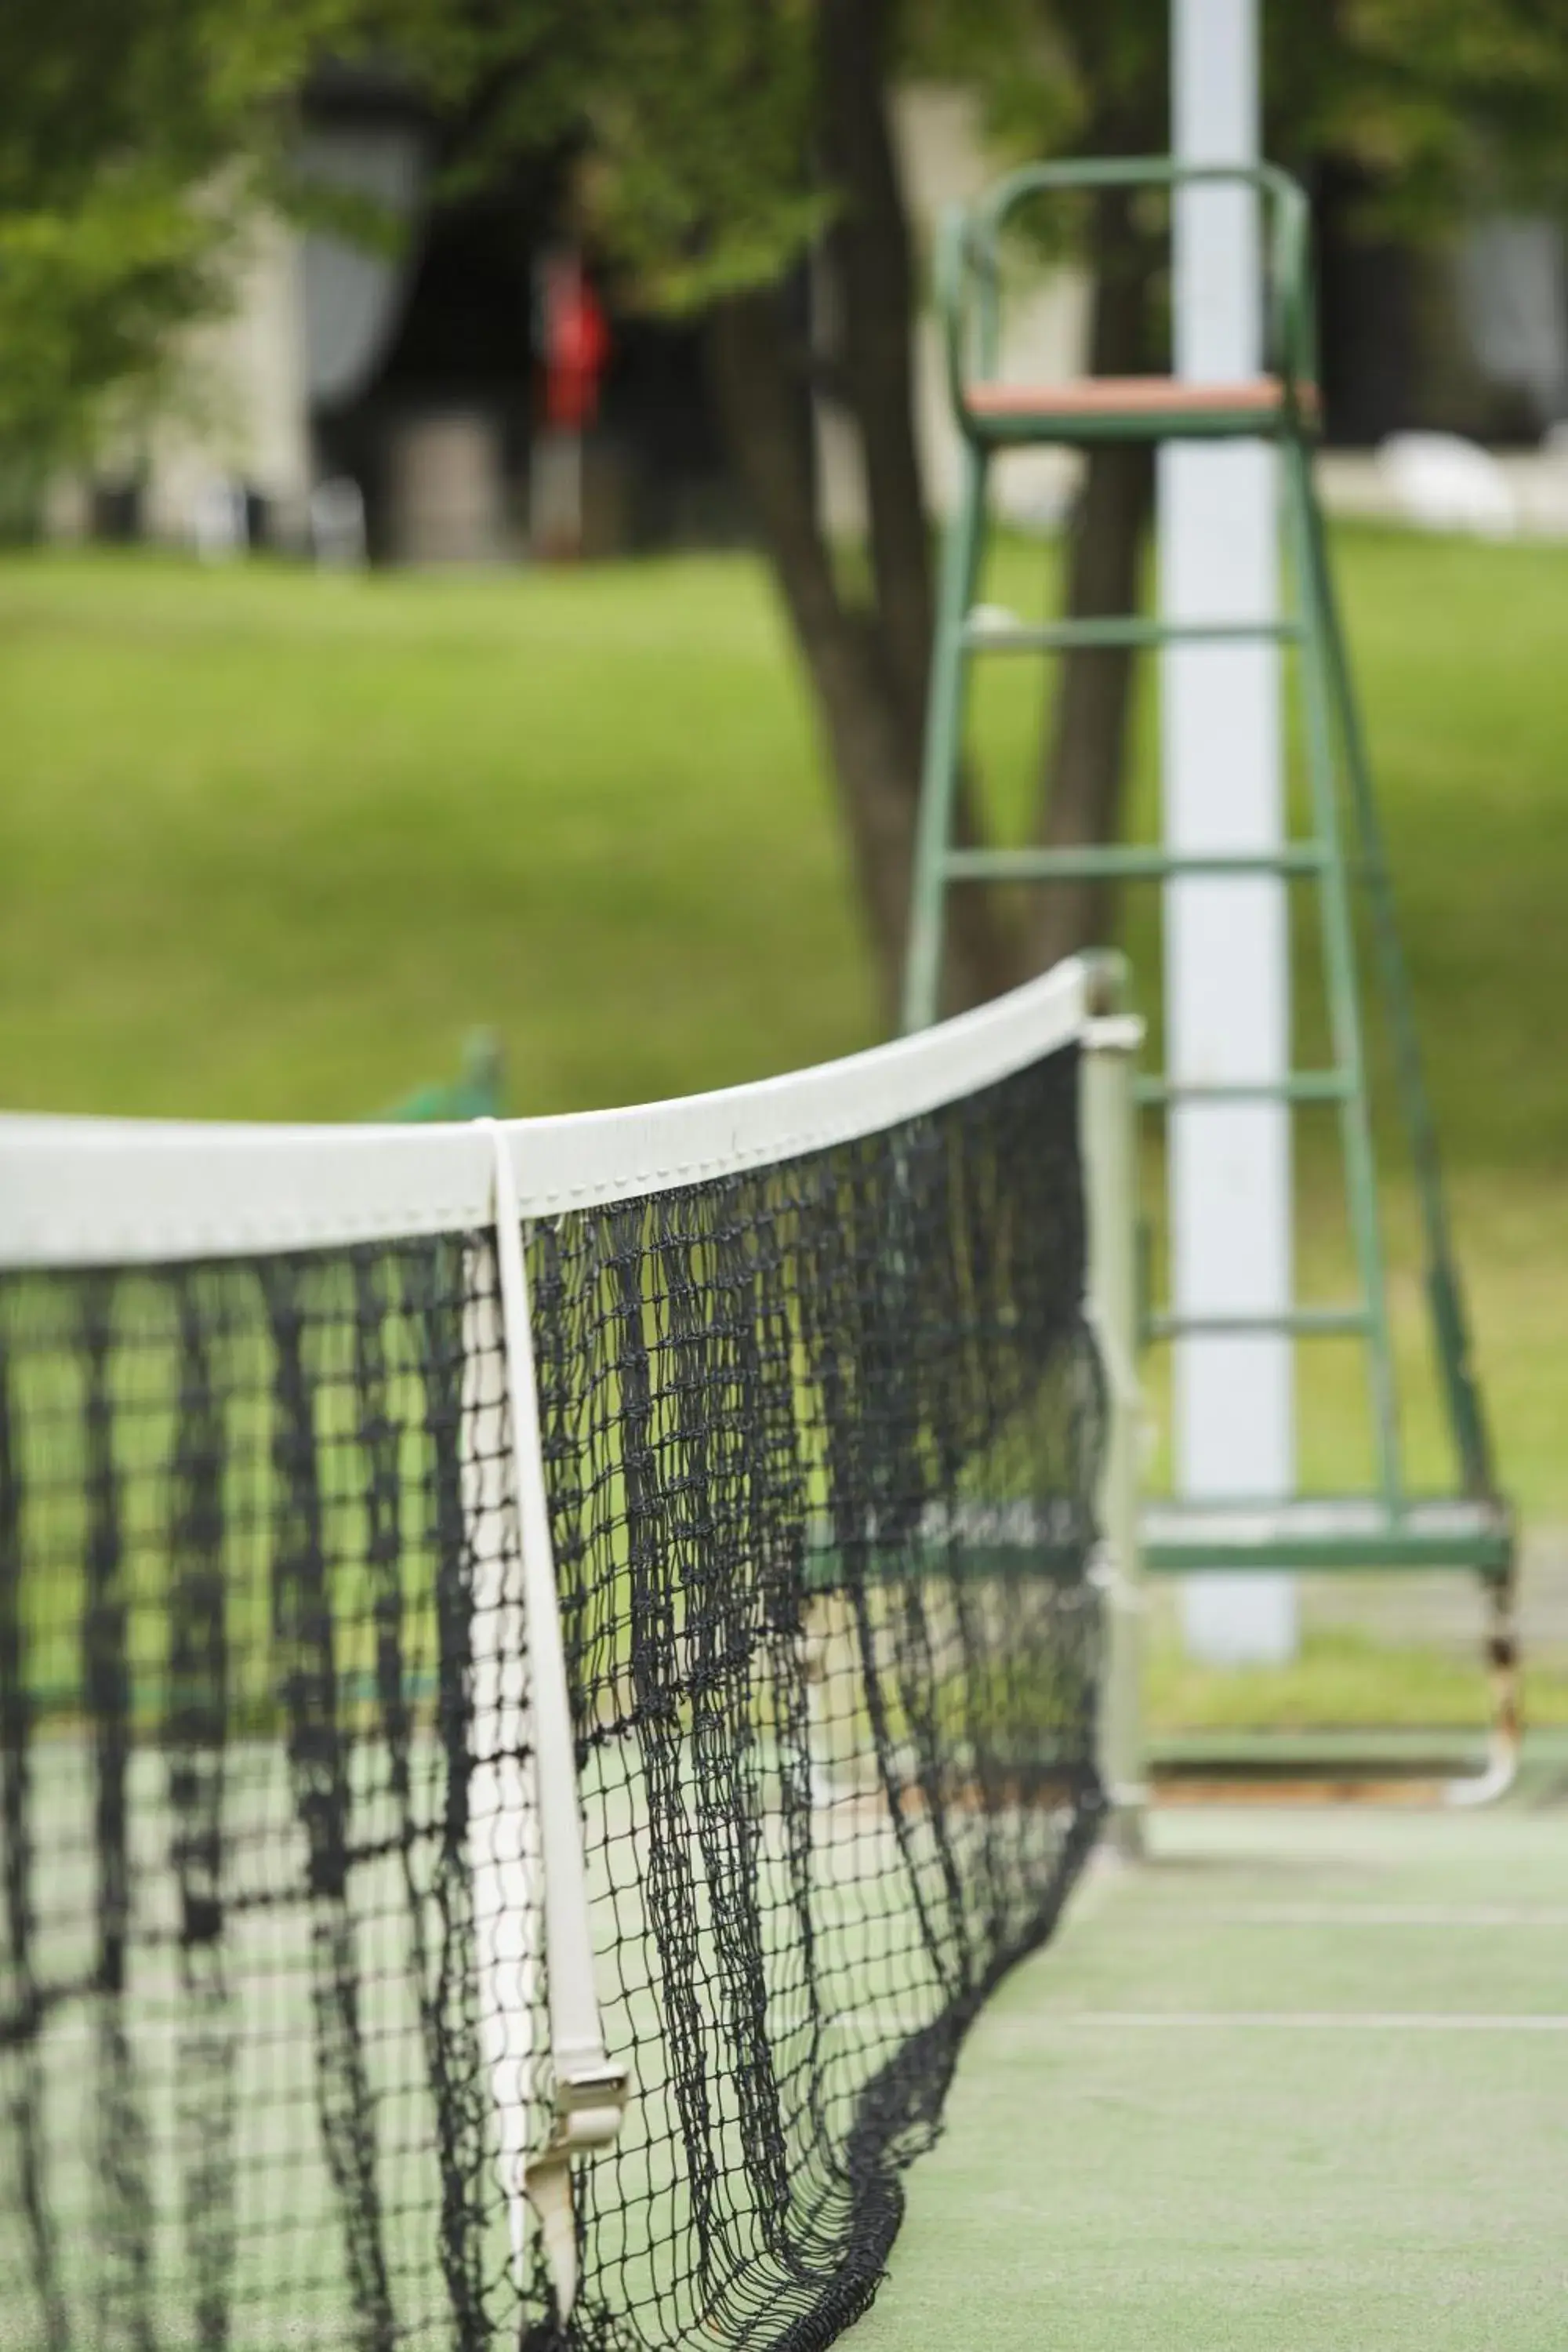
{"left": 1317, "top": 162, "right": 1568, "bottom": 447}
{"left": 68, "top": 77, "right": 1568, "bottom": 563}
{"left": 77, "top": 61, "right": 739, "bottom": 564}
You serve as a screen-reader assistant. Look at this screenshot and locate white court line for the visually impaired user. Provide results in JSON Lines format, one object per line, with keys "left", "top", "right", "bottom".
{"left": 825, "top": 2008, "right": 1568, "bottom": 2035}
{"left": 1179, "top": 1905, "right": 1568, "bottom": 1929}
{"left": 1022, "top": 2010, "right": 1568, "bottom": 2032}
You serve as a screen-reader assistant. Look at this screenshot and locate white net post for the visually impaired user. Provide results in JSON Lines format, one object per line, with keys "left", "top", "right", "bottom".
{"left": 1163, "top": 0, "right": 1298, "bottom": 1664}
{"left": 1082, "top": 1001, "right": 1147, "bottom": 1858}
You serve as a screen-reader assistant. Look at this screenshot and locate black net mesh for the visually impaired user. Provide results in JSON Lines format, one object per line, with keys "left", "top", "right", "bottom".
{"left": 0, "top": 1042, "right": 1104, "bottom": 2352}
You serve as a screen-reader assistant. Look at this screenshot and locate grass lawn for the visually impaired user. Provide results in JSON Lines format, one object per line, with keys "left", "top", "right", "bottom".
{"left": 0, "top": 552, "right": 873, "bottom": 1120}
{"left": 1, "top": 529, "right": 1563, "bottom": 1729}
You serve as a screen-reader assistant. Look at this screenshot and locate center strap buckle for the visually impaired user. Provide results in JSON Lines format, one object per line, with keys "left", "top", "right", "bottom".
{"left": 551, "top": 2061, "right": 630, "bottom": 2155}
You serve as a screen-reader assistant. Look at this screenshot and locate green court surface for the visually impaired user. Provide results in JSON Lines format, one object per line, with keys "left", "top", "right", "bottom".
{"left": 856, "top": 1764, "right": 1568, "bottom": 2352}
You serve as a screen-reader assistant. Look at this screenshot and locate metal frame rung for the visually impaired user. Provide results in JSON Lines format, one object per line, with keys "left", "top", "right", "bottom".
{"left": 1136, "top": 1073, "right": 1351, "bottom": 1106}
{"left": 1146, "top": 1307, "right": 1371, "bottom": 1340}
{"left": 1142, "top": 1493, "right": 1512, "bottom": 1576}
{"left": 961, "top": 615, "right": 1305, "bottom": 654}
{"left": 943, "top": 844, "right": 1326, "bottom": 884}
{"left": 902, "top": 155, "right": 1514, "bottom": 1796}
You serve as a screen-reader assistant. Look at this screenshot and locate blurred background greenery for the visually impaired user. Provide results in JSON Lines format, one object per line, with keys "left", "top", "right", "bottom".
{"left": 2, "top": 528, "right": 1563, "bottom": 1749}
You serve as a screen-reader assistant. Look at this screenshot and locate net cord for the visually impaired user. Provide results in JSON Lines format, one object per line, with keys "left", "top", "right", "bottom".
{"left": 485, "top": 1120, "right": 628, "bottom": 2325}
{"left": 0, "top": 955, "right": 1106, "bottom": 1267}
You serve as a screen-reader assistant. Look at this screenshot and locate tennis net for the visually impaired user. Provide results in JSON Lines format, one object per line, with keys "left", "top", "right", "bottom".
{"left": 0, "top": 957, "right": 1124, "bottom": 2352}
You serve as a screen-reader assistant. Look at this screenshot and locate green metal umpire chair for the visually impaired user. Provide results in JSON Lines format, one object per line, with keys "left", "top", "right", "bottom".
{"left": 902, "top": 159, "right": 1516, "bottom": 1785}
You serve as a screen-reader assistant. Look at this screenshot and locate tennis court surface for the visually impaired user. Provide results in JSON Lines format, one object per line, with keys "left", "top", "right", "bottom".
{"left": 855, "top": 1762, "right": 1568, "bottom": 2352}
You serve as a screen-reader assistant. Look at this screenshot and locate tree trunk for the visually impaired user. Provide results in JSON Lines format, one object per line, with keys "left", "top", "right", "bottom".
{"left": 1025, "top": 186, "right": 1158, "bottom": 974}
{"left": 705, "top": 2, "right": 1022, "bottom": 1028}
{"left": 818, "top": 0, "right": 931, "bottom": 731}
{"left": 814, "top": 0, "right": 1019, "bottom": 1018}
{"left": 705, "top": 287, "right": 931, "bottom": 1028}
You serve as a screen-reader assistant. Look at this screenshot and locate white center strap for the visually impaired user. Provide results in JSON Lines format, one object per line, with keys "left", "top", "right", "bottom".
{"left": 1081, "top": 1291, "right": 1142, "bottom": 1417}
{"left": 485, "top": 1123, "right": 627, "bottom": 2321}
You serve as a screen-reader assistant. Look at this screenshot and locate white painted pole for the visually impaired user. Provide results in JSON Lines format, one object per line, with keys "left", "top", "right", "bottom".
{"left": 1163, "top": 0, "right": 1298, "bottom": 1664}
{"left": 1083, "top": 1007, "right": 1148, "bottom": 1859}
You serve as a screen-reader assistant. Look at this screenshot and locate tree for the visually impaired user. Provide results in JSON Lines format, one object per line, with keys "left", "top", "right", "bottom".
{"left": 405, "top": 0, "right": 1568, "bottom": 1025}
{"left": 11, "top": 0, "right": 1563, "bottom": 1006}
{"left": 0, "top": 0, "right": 369, "bottom": 488}
{"left": 401, "top": 0, "right": 1167, "bottom": 1017}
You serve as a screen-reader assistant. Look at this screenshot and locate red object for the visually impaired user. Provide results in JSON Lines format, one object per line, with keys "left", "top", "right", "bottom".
{"left": 543, "top": 259, "right": 610, "bottom": 430}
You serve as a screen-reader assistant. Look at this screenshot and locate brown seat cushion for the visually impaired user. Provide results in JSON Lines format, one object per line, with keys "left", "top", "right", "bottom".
{"left": 965, "top": 375, "right": 1315, "bottom": 421}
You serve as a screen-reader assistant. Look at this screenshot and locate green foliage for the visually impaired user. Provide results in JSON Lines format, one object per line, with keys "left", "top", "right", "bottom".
{"left": 575, "top": 4, "right": 829, "bottom": 313}
{"left": 0, "top": 0, "right": 367, "bottom": 473}
{"left": 392, "top": 0, "right": 831, "bottom": 312}
{"left": 0, "top": 0, "right": 343, "bottom": 217}
{"left": 441, "top": 0, "right": 1568, "bottom": 314}
{"left": 1269, "top": 0, "right": 1568, "bottom": 230}
{"left": 6, "top": 0, "right": 1566, "bottom": 473}
{"left": 0, "top": 181, "right": 223, "bottom": 477}
{"left": 363, "top": 0, "right": 588, "bottom": 190}
{"left": 905, "top": 0, "right": 1568, "bottom": 266}
{"left": 903, "top": 0, "right": 1164, "bottom": 162}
